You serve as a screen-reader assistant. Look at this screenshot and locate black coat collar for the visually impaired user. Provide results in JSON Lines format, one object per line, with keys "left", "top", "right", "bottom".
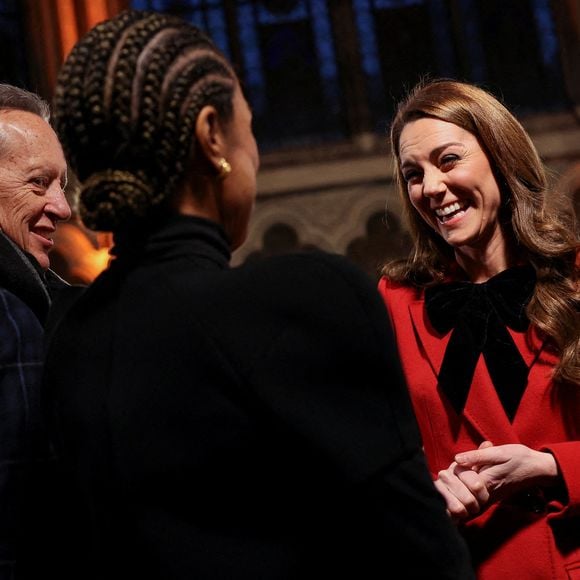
{"left": 0, "top": 230, "right": 52, "bottom": 323}
{"left": 111, "top": 214, "right": 231, "bottom": 269}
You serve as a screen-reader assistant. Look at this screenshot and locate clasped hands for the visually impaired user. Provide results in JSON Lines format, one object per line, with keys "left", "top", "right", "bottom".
{"left": 434, "top": 441, "right": 560, "bottom": 523}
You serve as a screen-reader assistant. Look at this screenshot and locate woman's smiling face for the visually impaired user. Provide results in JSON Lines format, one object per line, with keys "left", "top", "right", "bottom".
{"left": 398, "top": 117, "right": 505, "bottom": 253}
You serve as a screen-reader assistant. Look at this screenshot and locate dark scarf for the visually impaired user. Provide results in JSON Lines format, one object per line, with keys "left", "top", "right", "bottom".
{"left": 0, "top": 230, "right": 51, "bottom": 323}
{"left": 425, "top": 265, "right": 536, "bottom": 421}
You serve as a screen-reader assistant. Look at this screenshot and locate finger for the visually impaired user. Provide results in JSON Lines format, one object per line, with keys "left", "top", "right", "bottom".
{"left": 455, "top": 447, "right": 493, "bottom": 467}
{"left": 437, "top": 467, "right": 482, "bottom": 517}
{"left": 455, "top": 440, "right": 493, "bottom": 466}
{"left": 456, "top": 469, "right": 490, "bottom": 507}
{"left": 434, "top": 478, "right": 471, "bottom": 521}
{"left": 467, "top": 441, "right": 494, "bottom": 473}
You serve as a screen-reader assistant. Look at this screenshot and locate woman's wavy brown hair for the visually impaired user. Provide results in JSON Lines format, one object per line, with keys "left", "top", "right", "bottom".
{"left": 53, "top": 9, "right": 236, "bottom": 232}
{"left": 383, "top": 78, "right": 579, "bottom": 386}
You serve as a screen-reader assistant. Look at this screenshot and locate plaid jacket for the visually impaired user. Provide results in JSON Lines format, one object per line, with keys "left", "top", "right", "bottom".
{"left": 0, "top": 231, "right": 65, "bottom": 578}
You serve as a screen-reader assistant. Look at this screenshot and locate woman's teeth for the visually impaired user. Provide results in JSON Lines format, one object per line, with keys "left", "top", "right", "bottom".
{"left": 435, "top": 202, "right": 466, "bottom": 223}
{"left": 435, "top": 202, "right": 462, "bottom": 217}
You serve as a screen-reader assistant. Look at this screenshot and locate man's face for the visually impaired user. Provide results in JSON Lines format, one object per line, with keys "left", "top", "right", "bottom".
{"left": 0, "top": 110, "right": 70, "bottom": 270}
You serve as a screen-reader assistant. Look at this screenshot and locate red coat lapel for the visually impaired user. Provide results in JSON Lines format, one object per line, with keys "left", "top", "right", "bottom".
{"left": 409, "top": 298, "right": 519, "bottom": 443}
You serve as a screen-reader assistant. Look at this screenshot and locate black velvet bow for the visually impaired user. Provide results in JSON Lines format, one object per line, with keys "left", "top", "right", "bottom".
{"left": 425, "top": 265, "right": 536, "bottom": 421}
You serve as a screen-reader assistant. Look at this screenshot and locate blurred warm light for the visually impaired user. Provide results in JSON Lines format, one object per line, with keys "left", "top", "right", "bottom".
{"left": 55, "top": 0, "right": 116, "bottom": 59}
{"left": 51, "top": 222, "right": 113, "bottom": 284}
{"left": 55, "top": 0, "right": 78, "bottom": 58}
{"left": 84, "top": 0, "right": 111, "bottom": 30}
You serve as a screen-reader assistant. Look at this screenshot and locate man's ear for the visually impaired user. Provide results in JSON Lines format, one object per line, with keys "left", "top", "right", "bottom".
{"left": 194, "top": 105, "right": 226, "bottom": 175}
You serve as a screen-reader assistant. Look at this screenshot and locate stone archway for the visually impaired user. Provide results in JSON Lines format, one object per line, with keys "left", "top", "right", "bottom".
{"left": 346, "top": 210, "right": 413, "bottom": 280}
{"left": 243, "top": 222, "right": 320, "bottom": 263}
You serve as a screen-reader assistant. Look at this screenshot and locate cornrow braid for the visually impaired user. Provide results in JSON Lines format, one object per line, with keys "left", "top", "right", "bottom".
{"left": 53, "top": 9, "right": 236, "bottom": 232}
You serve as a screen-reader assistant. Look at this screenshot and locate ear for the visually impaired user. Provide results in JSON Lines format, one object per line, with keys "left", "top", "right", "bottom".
{"left": 194, "top": 105, "right": 227, "bottom": 175}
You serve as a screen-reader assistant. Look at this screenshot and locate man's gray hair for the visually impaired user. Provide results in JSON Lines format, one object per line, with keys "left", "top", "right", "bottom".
{"left": 0, "top": 84, "right": 50, "bottom": 121}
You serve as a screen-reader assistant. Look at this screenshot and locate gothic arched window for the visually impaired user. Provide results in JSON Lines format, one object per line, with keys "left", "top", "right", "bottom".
{"left": 131, "top": 0, "right": 569, "bottom": 152}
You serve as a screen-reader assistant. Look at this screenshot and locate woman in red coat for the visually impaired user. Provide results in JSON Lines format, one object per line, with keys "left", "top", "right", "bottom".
{"left": 379, "top": 78, "right": 579, "bottom": 579}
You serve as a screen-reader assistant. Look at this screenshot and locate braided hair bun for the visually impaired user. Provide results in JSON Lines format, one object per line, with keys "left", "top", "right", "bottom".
{"left": 53, "top": 9, "right": 236, "bottom": 231}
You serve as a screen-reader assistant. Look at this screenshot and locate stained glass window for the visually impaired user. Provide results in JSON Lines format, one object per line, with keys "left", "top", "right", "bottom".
{"left": 131, "top": 0, "right": 568, "bottom": 151}
{"left": 356, "top": 0, "right": 566, "bottom": 126}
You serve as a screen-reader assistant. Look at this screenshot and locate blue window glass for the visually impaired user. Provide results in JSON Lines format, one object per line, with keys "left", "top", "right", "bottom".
{"left": 358, "top": 0, "right": 455, "bottom": 127}
{"left": 131, "top": 0, "right": 568, "bottom": 151}
{"left": 533, "top": 0, "right": 559, "bottom": 66}
{"left": 355, "top": 0, "right": 566, "bottom": 133}
{"left": 132, "top": 0, "right": 231, "bottom": 57}
{"left": 132, "top": 0, "right": 346, "bottom": 149}
{"left": 235, "top": 0, "right": 345, "bottom": 149}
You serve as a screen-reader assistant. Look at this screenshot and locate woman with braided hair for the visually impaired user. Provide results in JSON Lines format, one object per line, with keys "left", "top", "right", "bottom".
{"left": 379, "top": 78, "right": 580, "bottom": 579}
{"left": 43, "top": 10, "right": 473, "bottom": 580}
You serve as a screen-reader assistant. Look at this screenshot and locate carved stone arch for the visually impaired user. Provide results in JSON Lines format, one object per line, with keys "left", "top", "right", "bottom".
{"left": 334, "top": 198, "right": 390, "bottom": 255}
{"left": 342, "top": 196, "right": 413, "bottom": 281}
{"left": 233, "top": 181, "right": 408, "bottom": 273}
{"left": 233, "top": 206, "right": 331, "bottom": 265}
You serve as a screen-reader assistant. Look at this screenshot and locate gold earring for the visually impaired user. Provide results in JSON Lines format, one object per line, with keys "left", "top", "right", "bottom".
{"left": 217, "top": 158, "right": 231, "bottom": 180}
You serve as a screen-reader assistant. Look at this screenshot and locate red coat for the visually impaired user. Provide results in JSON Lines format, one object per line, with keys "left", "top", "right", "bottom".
{"left": 379, "top": 277, "right": 580, "bottom": 580}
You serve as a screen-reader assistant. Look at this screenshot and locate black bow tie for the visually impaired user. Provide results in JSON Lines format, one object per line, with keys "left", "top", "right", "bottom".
{"left": 425, "top": 265, "right": 536, "bottom": 421}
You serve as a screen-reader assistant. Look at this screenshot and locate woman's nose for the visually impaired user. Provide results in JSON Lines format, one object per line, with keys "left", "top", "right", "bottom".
{"left": 422, "top": 168, "right": 446, "bottom": 197}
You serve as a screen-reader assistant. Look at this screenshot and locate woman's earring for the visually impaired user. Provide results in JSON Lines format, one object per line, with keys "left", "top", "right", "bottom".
{"left": 217, "top": 158, "right": 231, "bottom": 180}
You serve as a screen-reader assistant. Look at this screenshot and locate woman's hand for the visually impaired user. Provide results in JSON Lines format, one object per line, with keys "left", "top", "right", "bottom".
{"left": 454, "top": 443, "right": 560, "bottom": 503}
{"left": 435, "top": 441, "right": 560, "bottom": 522}
{"left": 434, "top": 441, "right": 492, "bottom": 522}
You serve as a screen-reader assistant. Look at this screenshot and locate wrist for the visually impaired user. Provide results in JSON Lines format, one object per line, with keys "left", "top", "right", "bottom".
{"left": 535, "top": 450, "right": 560, "bottom": 487}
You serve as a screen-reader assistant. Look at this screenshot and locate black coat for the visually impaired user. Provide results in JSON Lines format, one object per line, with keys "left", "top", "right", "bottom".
{"left": 0, "top": 231, "right": 83, "bottom": 579}
{"left": 44, "top": 214, "right": 473, "bottom": 579}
